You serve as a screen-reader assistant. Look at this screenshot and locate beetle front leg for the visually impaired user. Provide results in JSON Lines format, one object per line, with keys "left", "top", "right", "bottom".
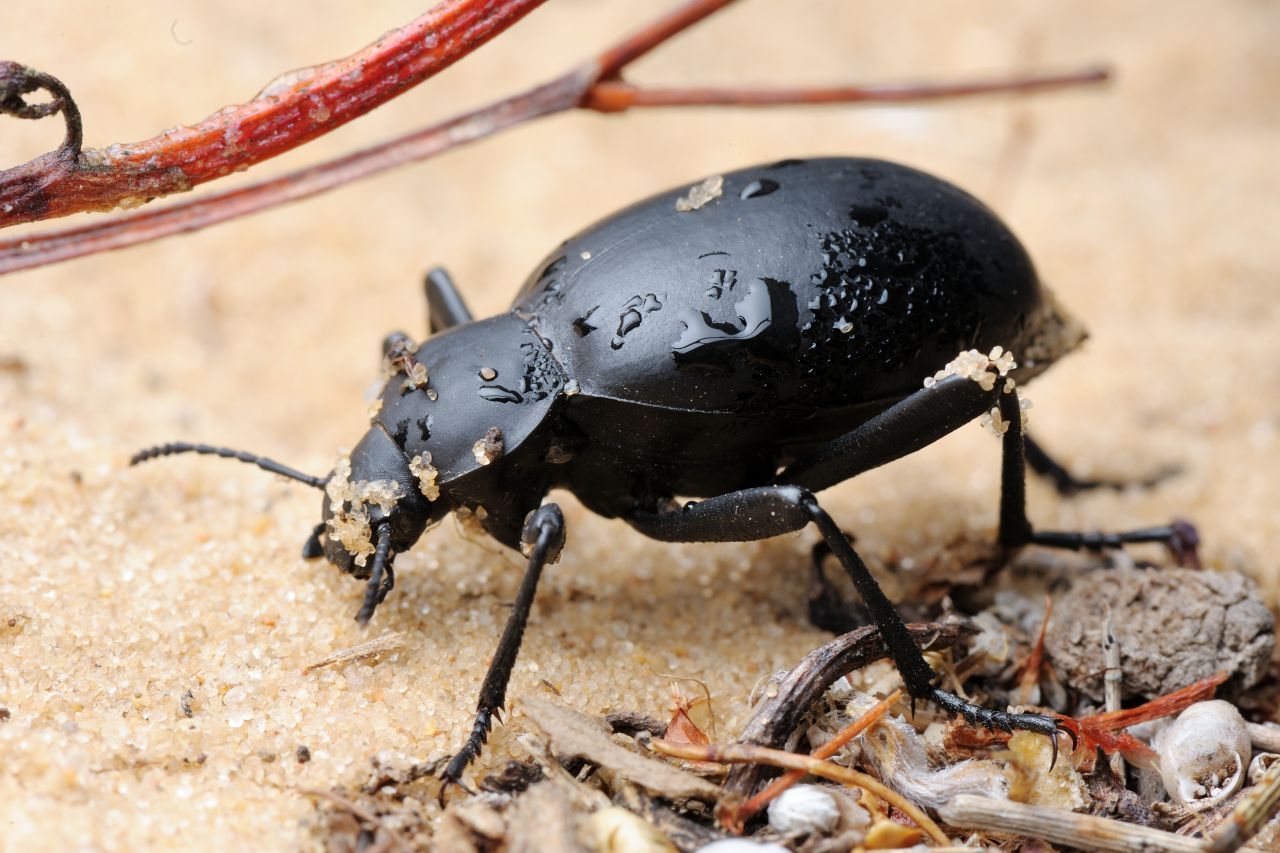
{"left": 440, "top": 503, "right": 566, "bottom": 793}
{"left": 998, "top": 392, "right": 1200, "bottom": 565}
{"left": 627, "top": 486, "right": 1069, "bottom": 759}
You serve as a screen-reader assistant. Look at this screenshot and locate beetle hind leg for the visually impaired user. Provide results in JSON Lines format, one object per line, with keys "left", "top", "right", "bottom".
{"left": 997, "top": 394, "right": 1201, "bottom": 567}
{"left": 1025, "top": 434, "right": 1180, "bottom": 496}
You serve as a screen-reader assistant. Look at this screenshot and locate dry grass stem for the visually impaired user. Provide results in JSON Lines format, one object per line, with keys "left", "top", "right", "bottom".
{"left": 1103, "top": 606, "right": 1125, "bottom": 778}
{"left": 940, "top": 794, "right": 1207, "bottom": 852}
{"left": 300, "top": 632, "right": 405, "bottom": 675}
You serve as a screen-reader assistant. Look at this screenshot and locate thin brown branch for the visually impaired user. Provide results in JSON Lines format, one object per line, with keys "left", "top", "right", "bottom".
{"left": 650, "top": 738, "right": 949, "bottom": 844}
{"left": 594, "top": 0, "right": 740, "bottom": 78}
{"left": 0, "top": 0, "right": 548, "bottom": 226}
{"left": 0, "top": 0, "right": 1111, "bottom": 277}
{"left": 582, "top": 65, "right": 1110, "bottom": 111}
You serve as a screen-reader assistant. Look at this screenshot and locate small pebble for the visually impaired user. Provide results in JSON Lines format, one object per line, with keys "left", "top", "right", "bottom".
{"left": 767, "top": 784, "right": 840, "bottom": 836}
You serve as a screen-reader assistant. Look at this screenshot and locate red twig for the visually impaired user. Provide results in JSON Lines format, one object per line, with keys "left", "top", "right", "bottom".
{"left": 0, "top": 0, "right": 1110, "bottom": 276}
{"left": 0, "top": 0, "right": 547, "bottom": 227}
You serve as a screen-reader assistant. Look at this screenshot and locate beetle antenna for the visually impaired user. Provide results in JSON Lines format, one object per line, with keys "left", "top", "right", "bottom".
{"left": 130, "top": 441, "right": 329, "bottom": 489}
{"left": 356, "top": 523, "right": 394, "bottom": 626}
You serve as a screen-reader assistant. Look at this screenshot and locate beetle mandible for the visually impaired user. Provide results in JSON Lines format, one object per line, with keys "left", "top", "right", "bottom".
{"left": 132, "top": 157, "right": 1196, "bottom": 784}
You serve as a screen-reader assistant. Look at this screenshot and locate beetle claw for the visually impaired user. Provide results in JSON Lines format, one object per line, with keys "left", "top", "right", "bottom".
{"left": 436, "top": 771, "right": 474, "bottom": 807}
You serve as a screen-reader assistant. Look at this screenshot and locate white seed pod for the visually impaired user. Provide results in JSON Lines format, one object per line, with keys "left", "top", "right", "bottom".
{"left": 767, "top": 784, "right": 841, "bottom": 836}
{"left": 1154, "top": 700, "right": 1251, "bottom": 807}
{"left": 588, "top": 806, "right": 676, "bottom": 852}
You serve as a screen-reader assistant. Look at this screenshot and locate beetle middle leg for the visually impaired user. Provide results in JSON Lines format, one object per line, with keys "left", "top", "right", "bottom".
{"left": 627, "top": 483, "right": 1069, "bottom": 754}
{"left": 441, "top": 503, "right": 566, "bottom": 793}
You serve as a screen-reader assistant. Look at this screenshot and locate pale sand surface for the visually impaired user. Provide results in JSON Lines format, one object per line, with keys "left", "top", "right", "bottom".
{"left": 1, "top": 2, "right": 1277, "bottom": 848}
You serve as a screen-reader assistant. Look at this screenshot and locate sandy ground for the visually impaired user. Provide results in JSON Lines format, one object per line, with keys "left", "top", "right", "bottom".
{"left": 1, "top": 1, "right": 1278, "bottom": 849}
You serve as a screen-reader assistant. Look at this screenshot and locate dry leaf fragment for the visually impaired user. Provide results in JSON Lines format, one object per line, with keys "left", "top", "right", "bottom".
{"left": 521, "top": 694, "right": 720, "bottom": 802}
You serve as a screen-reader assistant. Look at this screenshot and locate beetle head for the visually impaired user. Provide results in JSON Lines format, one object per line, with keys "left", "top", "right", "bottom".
{"left": 313, "top": 424, "right": 444, "bottom": 579}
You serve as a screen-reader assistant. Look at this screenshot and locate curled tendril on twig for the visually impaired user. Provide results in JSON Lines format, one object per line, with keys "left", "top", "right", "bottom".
{"left": 0, "top": 61, "right": 83, "bottom": 158}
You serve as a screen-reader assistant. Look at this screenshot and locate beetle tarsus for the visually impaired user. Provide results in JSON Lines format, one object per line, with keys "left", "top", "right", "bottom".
{"left": 1027, "top": 522, "right": 1201, "bottom": 567}
{"left": 930, "top": 687, "right": 1067, "bottom": 768}
{"left": 439, "top": 707, "right": 495, "bottom": 802}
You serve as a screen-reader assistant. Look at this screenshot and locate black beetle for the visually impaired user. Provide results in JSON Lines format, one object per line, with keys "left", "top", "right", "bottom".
{"left": 132, "top": 157, "right": 1195, "bottom": 784}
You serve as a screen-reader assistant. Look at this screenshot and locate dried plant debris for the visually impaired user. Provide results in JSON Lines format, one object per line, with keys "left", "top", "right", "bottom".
{"left": 723, "top": 621, "right": 969, "bottom": 800}
{"left": 520, "top": 693, "right": 721, "bottom": 802}
{"left": 1046, "top": 568, "right": 1274, "bottom": 701}
{"left": 305, "top": 580, "right": 1278, "bottom": 851}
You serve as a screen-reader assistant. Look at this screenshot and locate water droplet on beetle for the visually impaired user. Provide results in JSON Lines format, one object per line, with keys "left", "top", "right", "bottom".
{"left": 573, "top": 306, "right": 599, "bottom": 337}
{"left": 739, "top": 178, "right": 780, "bottom": 200}
{"left": 878, "top": 289, "right": 889, "bottom": 305}
{"left": 673, "top": 280, "right": 774, "bottom": 354}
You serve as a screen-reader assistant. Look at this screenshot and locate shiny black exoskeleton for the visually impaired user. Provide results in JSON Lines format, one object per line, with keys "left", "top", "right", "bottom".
{"left": 133, "top": 157, "right": 1195, "bottom": 788}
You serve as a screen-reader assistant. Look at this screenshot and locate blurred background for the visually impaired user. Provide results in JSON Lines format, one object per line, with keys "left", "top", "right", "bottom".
{"left": 1, "top": 1, "right": 1277, "bottom": 847}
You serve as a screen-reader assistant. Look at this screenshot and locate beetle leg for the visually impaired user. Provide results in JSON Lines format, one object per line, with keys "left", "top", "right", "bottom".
{"left": 1024, "top": 434, "right": 1180, "bottom": 496}
{"left": 778, "top": 373, "right": 1004, "bottom": 493}
{"left": 440, "top": 504, "right": 566, "bottom": 795}
{"left": 996, "top": 393, "right": 1200, "bottom": 565}
{"left": 425, "top": 266, "right": 474, "bottom": 334}
{"left": 301, "top": 522, "right": 326, "bottom": 560}
{"left": 355, "top": 523, "right": 394, "bottom": 626}
{"left": 627, "top": 486, "right": 1067, "bottom": 743}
